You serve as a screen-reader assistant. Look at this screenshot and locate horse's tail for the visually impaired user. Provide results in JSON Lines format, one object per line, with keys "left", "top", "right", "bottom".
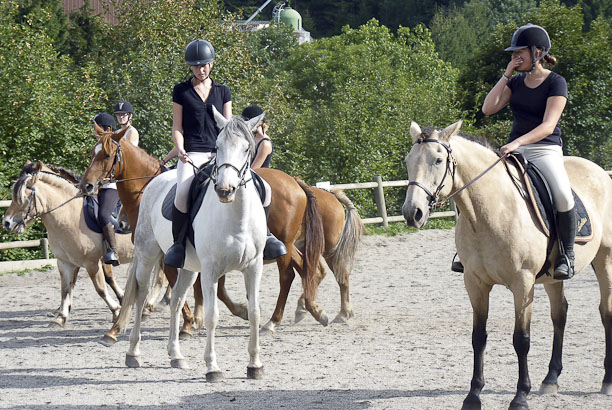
{"left": 327, "top": 189, "right": 364, "bottom": 285}
{"left": 113, "top": 259, "right": 139, "bottom": 334}
{"left": 294, "top": 178, "right": 325, "bottom": 302}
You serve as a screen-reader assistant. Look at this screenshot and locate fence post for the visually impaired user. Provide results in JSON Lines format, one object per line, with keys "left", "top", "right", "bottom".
{"left": 41, "top": 238, "right": 49, "bottom": 259}
{"left": 449, "top": 199, "right": 458, "bottom": 222}
{"left": 372, "top": 175, "right": 388, "bottom": 227}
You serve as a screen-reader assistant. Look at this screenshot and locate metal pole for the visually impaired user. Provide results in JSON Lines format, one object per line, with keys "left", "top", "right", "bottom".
{"left": 245, "top": 0, "right": 273, "bottom": 23}
{"left": 372, "top": 176, "right": 388, "bottom": 227}
{"left": 42, "top": 238, "right": 49, "bottom": 259}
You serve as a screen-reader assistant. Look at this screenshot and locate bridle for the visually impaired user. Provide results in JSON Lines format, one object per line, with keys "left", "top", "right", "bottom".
{"left": 407, "top": 137, "right": 457, "bottom": 211}
{"left": 100, "top": 138, "right": 124, "bottom": 184}
{"left": 407, "top": 136, "right": 506, "bottom": 211}
{"left": 210, "top": 148, "right": 252, "bottom": 187}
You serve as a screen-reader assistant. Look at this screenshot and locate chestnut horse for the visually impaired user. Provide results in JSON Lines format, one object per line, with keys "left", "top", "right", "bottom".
{"left": 402, "top": 121, "right": 612, "bottom": 409}
{"left": 79, "top": 127, "right": 363, "bottom": 339}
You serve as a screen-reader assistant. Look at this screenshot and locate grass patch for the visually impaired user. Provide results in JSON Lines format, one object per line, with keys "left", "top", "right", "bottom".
{"left": 1, "top": 264, "right": 55, "bottom": 276}
{"left": 365, "top": 217, "right": 456, "bottom": 236}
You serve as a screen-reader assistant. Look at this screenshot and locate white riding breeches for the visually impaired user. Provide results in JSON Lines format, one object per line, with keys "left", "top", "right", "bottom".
{"left": 174, "top": 152, "right": 215, "bottom": 212}
{"left": 516, "top": 144, "right": 575, "bottom": 212}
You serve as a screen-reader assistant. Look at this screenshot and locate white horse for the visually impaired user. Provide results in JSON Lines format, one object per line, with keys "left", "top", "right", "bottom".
{"left": 112, "top": 107, "right": 267, "bottom": 381}
{"left": 402, "top": 121, "right": 612, "bottom": 409}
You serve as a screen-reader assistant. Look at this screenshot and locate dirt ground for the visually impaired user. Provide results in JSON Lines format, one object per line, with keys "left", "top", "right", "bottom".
{"left": 0, "top": 228, "right": 610, "bottom": 409}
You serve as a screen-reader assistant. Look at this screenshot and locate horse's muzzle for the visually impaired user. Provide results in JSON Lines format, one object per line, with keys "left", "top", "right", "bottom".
{"left": 79, "top": 181, "right": 98, "bottom": 196}
{"left": 214, "top": 184, "right": 236, "bottom": 203}
{"left": 2, "top": 216, "right": 24, "bottom": 234}
{"left": 402, "top": 204, "right": 428, "bottom": 229}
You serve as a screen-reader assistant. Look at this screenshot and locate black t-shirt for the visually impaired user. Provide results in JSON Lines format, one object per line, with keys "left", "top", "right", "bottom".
{"left": 172, "top": 78, "right": 232, "bottom": 152}
{"left": 507, "top": 71, "right": 568, "bottom": 146}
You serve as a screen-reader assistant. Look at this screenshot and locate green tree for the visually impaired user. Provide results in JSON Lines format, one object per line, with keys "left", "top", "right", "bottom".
{"left": 12, "top": 0, "right": 70, "bottom": 54}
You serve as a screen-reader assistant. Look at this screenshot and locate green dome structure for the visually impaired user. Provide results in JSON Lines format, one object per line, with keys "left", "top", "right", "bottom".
{"left": 279, "top": 6, "right": 302, "bottom": 31}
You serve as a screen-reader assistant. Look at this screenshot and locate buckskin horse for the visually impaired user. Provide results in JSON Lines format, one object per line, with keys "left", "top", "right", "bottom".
{"left": 79, "top": 120, "right": 363, "bottom": 341}
{"left": 402, "top": 120, "right": 612, "bottom": 409}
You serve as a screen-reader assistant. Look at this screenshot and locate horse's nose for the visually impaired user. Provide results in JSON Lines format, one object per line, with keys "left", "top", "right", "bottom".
{"left": 402, "top": 204, "right": 425, "bottom": 228}
{"left": 2, "top": 218, "right": 11, "bottom": 231}
{"left": 80, "top": 182, "right": 96, "bottom": 195}
{"left": 214, "top": 184, "right": 235, "bottom": 199}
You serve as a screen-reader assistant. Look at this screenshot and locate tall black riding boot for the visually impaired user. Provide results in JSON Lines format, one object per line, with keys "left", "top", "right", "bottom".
{"left": 164, "top": 205, "right": 189, "bottom": 268}
{"left": 263, "top": 205, "right": 287, "bottom": 260}
{"left": 102, "top": 223, "right": 120, "bottom": 266}
{"left": 554, "top": 207, "right": 576, "bottom": 280}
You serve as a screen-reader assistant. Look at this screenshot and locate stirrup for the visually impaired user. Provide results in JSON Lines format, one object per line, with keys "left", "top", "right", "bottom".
{"left": 104, "top": 249, "right": 120, "bottom": 266}
{"left": 553, "top": 254, "right": 574, "bottom": 280}
{"left": 263, "top": 235, "right": 287, "bottom": 260}
{"left": 451, "top": 253, "right": 464, "bottom": 273}
{"left": 164, "top": 243, "right": 186, "bottom": 268}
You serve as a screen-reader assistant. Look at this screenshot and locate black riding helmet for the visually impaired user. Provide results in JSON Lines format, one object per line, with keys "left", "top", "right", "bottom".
{"left": 505, "top": 23, "right": 551, "bottom": 72}
{"left": 113, "top": 100, "right": 134, "bottom": 114}
{"left": 185, "top": 39, "right": 215, "bottom": 66}
{"left": 241, "top": 104, "right": 264, "bottom": 120}
{"left": 92, "top": 112, "right": 116, "bottom": 131}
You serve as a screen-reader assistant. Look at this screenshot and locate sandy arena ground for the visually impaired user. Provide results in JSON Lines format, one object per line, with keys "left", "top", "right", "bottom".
{"left": 1, "top": 228, "right": 610, "bottom": 409}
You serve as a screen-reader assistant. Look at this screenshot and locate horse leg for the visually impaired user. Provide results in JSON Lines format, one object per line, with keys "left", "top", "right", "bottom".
{"left": 261, "top": 250, "right": 295, "bottom": 335}
{"left": 462, "top": 274, "right": 492, "bottom": 410}
{"left": 164, "top": 265, "right": 196, "bottom": 338}
{"left": 168, "top": 269, "right": 199, "bottom": 369}
{"left": 592, "top": 252, "right": 612, "bottom": 395}
{"left": 50, "top": 260, "right": 79, "bottom": 327}
{"left": 508, "top": 279, "right": 535, "bottom": 410}
{"left": 85, "top": 262, "right": 121, "bottom": 322}
{"left": 201, "top": 271, "right": 223, "bottom": 382}
{"left": 244, "top": 261, "right": 264, "bottom": 379}
{"left": 539, "top": 282, "right": 568, "bottom": 394}
{"left": 101, "top": 261, "right": 124, "bottom": 303}
{"left": 217, "top": 274, "right": 248, "bottom": 321}
{"left": 293, "top": 248, "right": 328, "bottom": 327}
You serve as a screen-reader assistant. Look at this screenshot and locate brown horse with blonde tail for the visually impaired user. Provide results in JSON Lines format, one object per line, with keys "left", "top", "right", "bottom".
{"left": 79, "top": 126, "right": 363, "bottom": 341}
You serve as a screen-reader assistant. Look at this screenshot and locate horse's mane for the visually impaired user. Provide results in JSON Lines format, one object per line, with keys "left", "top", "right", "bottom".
{"left": 456, "top": 132, "right": 497, "bottom": 152}
{"left": 12, "top": 164, "right": 79, "bottom": 203}
{"left": 221, "top": 116, "right": 256, "bottom": 158}
{"left": 99, "top": 134, "right": 162, "bottom": 169}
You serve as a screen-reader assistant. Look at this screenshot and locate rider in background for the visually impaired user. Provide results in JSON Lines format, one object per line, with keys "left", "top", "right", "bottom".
{"left": 113, "top": 100, "right": 139, "bottom": 146}
{"left": 92, "top": 112, "right": 121, "bottom": 266}
{"left": 241, "top": 104, "right": 273, "bottom": 170}
{"left": 482, "top": 23, "right": 575, "bottom": 280}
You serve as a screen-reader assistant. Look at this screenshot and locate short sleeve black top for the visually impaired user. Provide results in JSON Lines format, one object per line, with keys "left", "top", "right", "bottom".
{"left": 507, "top": 71, "right": 568, "bottom": 146}
{"left": 172, "top": 78, "right": 232, "bottom": 153}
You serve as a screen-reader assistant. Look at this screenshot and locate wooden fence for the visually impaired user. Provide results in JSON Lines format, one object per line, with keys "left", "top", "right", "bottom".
{"left": 2, "top": 170, "right": 612, "bottom": 257}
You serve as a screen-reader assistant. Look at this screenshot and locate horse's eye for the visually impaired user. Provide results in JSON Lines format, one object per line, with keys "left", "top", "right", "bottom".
{"left": 435, "top": 158, "right": 443, "bottom": 165}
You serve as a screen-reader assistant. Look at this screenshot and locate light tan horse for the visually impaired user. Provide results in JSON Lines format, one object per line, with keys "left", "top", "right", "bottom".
{"left": 402, "top": 121, "right": 612, "bottom": 410}
{"left": 2, "top": 161, "right": 133, "bottom": 326}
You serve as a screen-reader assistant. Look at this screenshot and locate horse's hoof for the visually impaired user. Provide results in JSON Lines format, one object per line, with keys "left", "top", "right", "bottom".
{"left": 461, "top": 394, "right": 481, "bottom": 410}
{"left": 125, "top": 354, "right": 142, "bottom": 368}
{"left": 49, "top": 317, "right": 65, "bottom": 327}
{"left": 206, "top": 371, "right": 224, "bottom": 383}
{"left": 318, "top": 312, "right": 329, "bottom": 327}
{"left": 170, "top": 358, "right": 190, "bottom": 369}
{"left": 539, "top": 382, "right": 558, "bottom": 395}
{"left": 247, "top": 366, "right": 264, "bottom": 380}
{"left": 260, "top": 321, "right": 276, "bottom": 336}
{"left": 332, "top": 312, "right": 352, "bottom": 324}
{"left": 99, "top": 334, "right": 117, "bottom": 347}
{"left": 509, "top": 397, "right": 529, "bottom": 410}
{"left": 294, "top": 309, "right": 307, "bottom": 324}
{"left": 179, "top": 331, "right": 192, "bottom": 341}
{"left": 602, "top": 383, "right": 612, "bottom": 395}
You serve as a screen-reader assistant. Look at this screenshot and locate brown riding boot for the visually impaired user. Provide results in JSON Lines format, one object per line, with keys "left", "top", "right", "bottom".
{"left": 102, "top": 223, "right": 120, "bottom": 266}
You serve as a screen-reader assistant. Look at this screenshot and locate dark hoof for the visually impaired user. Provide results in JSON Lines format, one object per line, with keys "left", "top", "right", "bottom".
{"left": 461, "top": 394, "right": 481, "bottom": 410}
{"left": 125, "top": 354, "right": 142, "bottom": 368}
{"left": 99, "top": 334, "right": 117, "bottom": 347}
{"left": 509, "top": 397, "right": 529, "bottom": 410}
{"left": 179, "top": 331, "right": 192, "bottom": 341}
{"left": 247, "top": 366, "right": 264, "bottom": 380}
{"left": 170, "top": 358, "right": 190, "bottom": 369}
{"left": 539, "top": 382, "right": 558, "bottom": 394}
{"left": 206, "top": 371, "right": 224, "bottom": 383}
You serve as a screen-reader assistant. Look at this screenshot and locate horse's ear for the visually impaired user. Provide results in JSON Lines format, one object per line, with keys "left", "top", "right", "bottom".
{"left": 410, "top": 121, "right": 422, "bottom": 143}
{"left": 93, "top": 121, "right": 105, "bottom": 136}
{"left": 439, "top": 120, "right": 463, "bottom": 142}
{"left": 246, "top": 112, "right": 265, "bottom": 133}
{"left": 211, "top": 105, "right": 229, "bottom": 130}
{"left": 112, "top": 126, "right": 129, "bottom": 142}
{"left": 33, "top": 161, "right": 43, "bottom": 171}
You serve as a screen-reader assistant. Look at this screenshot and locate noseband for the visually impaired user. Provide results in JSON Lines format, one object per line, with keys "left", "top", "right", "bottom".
{"left": 407, "top": 138, "right": 456, "bottom": 211}
{"left": 210, "top": 148, "right": 252, "bottom": 187}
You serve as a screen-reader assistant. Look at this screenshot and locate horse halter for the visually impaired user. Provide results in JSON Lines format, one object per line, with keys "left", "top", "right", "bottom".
{"left": 100, "top": 139, "right": 124, "bottom": 184}
{"left": 210, "top": 148, "right": 252, "bottom": 187}
{"left": 407, "top": 138, "right": 457, "bottom": 211}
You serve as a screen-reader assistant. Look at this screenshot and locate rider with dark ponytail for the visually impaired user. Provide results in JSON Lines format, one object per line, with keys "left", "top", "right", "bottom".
{"left": 482, "top": 23, "right": 575, "bottom": 280}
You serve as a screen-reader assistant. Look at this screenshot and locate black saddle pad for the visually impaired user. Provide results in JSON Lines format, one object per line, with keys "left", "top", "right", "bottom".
{"left": 83, "top": 196, "right": 126, "bottom": 234}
